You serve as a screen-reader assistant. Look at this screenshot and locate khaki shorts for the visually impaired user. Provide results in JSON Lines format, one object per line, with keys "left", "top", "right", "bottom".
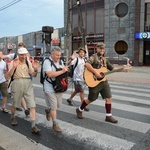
{"left": 11, "top": 78, "right": 36, "bottom": 108}
{"left": 88, "top": 80, "right": 112, "bottom": 101}
{"left": 44, "top": 92, "right": 63, "bottom": 109}
{"left": 0, "top": 81, "right": 8, "bottom": 97}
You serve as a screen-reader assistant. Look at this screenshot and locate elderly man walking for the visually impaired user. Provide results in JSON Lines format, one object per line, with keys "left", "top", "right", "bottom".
{"left": 7, "top": 47, "right": 40, "bottom": 134}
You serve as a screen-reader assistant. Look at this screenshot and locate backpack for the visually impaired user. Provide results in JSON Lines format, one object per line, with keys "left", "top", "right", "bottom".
{"left": 8, "top": 53, "right": 29, "bottom": 88}
{"left": 40, "top": 58, "right": 68, "bottom": 93}
{"left": 68, "top": 57, "right": 86, "bottom": 78}
{"left": 68, "top": 57, "right": 79, "bottom": 78}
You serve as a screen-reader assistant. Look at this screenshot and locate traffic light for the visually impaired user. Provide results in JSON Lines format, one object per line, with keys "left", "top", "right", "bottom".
{"left": 45, "top": 33, "right": 52, "bottom": 44}
{"left": 42, "top": 26, "right": 54, "bottom": 45}
{"left": 42, "top": 26, "right": 54, "bottom": 33}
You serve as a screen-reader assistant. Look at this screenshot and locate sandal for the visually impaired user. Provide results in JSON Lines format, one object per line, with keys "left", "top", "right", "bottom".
{"left": 2, "top": 108, "right": 9, "bottom": 113}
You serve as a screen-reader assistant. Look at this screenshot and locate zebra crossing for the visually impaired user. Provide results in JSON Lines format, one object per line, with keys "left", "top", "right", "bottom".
{"left": 0, "top": 81, "right": 150, "bottom": 150}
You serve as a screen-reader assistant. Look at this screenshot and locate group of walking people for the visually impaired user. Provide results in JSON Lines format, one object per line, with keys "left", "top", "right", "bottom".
{"left": 0, "top": 42, "right": 130, "bottom": 134}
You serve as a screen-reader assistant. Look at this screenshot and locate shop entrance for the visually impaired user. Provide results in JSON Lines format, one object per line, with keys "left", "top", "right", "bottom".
{"left": 144, "top": 42, "right": 150, "bottom": 65}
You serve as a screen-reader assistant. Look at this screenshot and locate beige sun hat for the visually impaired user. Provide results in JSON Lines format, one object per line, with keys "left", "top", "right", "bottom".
{"left": 18, "top": 48, "right": 28, "bottom": 54}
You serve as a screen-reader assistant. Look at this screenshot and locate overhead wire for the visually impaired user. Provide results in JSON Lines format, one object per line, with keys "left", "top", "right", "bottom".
{"left": 0, "top": 0, "right": 22, "bottom": 11}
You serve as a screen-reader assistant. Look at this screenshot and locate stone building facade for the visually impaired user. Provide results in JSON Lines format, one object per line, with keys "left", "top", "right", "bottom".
{"left": 64, "top": 0, "right": 150, "bottom": 66}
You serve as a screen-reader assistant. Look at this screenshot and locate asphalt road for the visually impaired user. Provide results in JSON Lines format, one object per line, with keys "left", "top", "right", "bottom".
{"left": 0, "top": 66, "right": 150, "bottom": 150}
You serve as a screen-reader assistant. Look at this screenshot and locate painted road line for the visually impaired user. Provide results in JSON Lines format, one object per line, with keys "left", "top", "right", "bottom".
{"left": 35, "top": 97, "right": 150, "bottom": 133}
{"left": 0, "top": 124, "right": 51, "bottom": 150}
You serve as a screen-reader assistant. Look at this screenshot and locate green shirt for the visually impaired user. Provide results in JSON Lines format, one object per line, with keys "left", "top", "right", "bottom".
{"left": 86, "top": 53, "right": 114, "bottom": 71}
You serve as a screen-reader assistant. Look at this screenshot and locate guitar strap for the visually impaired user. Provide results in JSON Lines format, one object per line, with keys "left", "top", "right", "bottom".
{"left": 102, "top": 57, "right": 107, "bottom": 68}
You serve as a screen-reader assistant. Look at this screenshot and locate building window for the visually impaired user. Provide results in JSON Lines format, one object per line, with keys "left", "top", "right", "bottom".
{"left": 114, "top": 40, "right": 128, "bottom": 55}
{"left": 96, "top": 8, "right": 104, "bottom": 33}
{"left": 72, "top": 13, "right": 78, "bottom": 35}
{"left": 87, "top": 9, "right": 94, "bottom": 34}
{"left": 144, "top": 3, "right": 150, "bottom": 31}
{"left": 115, "top": 2, "right": 128, "bottom": 18}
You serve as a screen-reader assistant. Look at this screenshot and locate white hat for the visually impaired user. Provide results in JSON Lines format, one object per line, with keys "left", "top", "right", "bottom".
{"left": 18, "top": 48, "right": 28, "bottom": 54}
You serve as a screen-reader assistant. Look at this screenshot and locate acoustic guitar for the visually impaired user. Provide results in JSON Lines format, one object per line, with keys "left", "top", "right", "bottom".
{"left": 84, "top": 66, "right": 131, "bottom": 87}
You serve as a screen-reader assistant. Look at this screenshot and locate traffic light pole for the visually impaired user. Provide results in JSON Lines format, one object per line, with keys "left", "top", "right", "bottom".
{"left": 43, "top": 33, "right": 46, "bottom": 53}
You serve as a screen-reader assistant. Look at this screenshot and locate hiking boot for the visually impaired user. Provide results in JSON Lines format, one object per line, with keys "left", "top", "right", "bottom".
{"left": 76, "top": 108, "right": 83, "bottom": 119}
{"left": 45, "top": 109, "right": 51, "bottom": 121}
{"left": 31, "top": 126, "right": 41, "bottom": 134}
{"left": 25, "top": 109, "right": 30, "bottom": 116}
{"left": 84, "top": 107, "right": 89, "bottom": 111}
{"left": 67, "top": 99, "right": 74, "bottom": 106}
{"left": 53, "top": 124, "right": 62, "bottom": 132}
{"left": 105, "top": 116, "right": 118, "bottom": 124}
{"left": 11, "top": 118, "right": 18, "bottom": 126}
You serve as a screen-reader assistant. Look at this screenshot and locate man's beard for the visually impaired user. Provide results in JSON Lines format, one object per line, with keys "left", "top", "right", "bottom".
{"left": 97, "top": 52, "right": 104, "bottom": 57}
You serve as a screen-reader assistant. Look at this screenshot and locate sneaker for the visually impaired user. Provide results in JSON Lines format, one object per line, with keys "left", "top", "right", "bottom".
{"left": 25, "top": 109, "right": 30, "bottom": 116}
{"left": 105, "top": 116, "right": 118, "bottom": 124}
{"left": 76, "top": 108, "right": 83, "bottom": 119}
{"left": 45, "top": 109, "right": 51, "bottom": 121}
{"left": 84, "top": 107, "right": 89, "bottom": 111}
{"left": 16, "top": 107, "right": 22, "bottom": 111}
{"left": 67, "top": 99, "right": 74, "bottom": 106}
{"left": 11, "top": 118, "right": 18, "bottom": 126}
{"left": 31, "top": 126, "right": 41, "bottom": 134}
{"left": 53, "top": 124, "right": 62, "bottom": 132}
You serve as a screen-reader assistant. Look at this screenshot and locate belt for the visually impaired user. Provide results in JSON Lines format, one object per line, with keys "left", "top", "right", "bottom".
{"left": 14, "top": 78, "right": 30, "bottom": 79}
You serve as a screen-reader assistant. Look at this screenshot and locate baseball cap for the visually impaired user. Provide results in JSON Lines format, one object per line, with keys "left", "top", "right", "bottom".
{"left": 18, "top": 48, "right": 28, "bottom": 54}
{"left": 96, "top": 42, "right": 106, "bottom": 48}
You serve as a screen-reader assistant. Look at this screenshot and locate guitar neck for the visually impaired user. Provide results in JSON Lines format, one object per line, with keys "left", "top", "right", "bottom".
{"left": 105, "top": 67, "right": 124, "bottom": 75}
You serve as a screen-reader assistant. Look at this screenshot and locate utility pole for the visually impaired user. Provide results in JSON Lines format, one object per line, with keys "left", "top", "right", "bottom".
{"left": 76, "top": 0, "right": 85, "bottom": 48}
{"left": 65, "top": 0, "right": 71, "bottom": 62}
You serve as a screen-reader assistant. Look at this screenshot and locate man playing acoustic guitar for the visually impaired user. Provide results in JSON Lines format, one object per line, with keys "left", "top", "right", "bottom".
{"left": 76, "top": 42, "right": 131, "bottom": 123}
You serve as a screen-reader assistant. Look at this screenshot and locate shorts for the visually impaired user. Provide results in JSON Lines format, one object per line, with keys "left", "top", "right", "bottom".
{"left": 88, "top": 80, "right": 112, "bottom": 101}
{"left": 44, "top": 92, "right": 63, "bottom": 109}
{"left": 0, "top": 81, "right": 8, "bottom": 97}
{"left": 74, "top": 81, "right": 84, "bottom": 93}
{"left": 11, "top": 78, "right": 36, "bottom": 108}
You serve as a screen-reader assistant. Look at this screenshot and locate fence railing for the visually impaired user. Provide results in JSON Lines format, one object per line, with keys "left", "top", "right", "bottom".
{"left": 106, "top": 56, "right": 131, "bottom": 66}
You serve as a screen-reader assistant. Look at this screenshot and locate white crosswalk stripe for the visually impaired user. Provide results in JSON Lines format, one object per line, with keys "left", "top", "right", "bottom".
{"left": 0, "top": 82, "right": 150, "bottom": 150}
{"left": 0, "top": 124, "right": 51, "bottom": 150}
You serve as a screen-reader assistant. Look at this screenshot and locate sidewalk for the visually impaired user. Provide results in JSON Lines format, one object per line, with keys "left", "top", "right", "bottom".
{"left": 106, "top": 66, "right": 150, "bottom": 84}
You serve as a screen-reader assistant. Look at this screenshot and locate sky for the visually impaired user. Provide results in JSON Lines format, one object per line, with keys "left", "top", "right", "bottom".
{"left": 0, "top": 0, "right": 64, "bottom": 38}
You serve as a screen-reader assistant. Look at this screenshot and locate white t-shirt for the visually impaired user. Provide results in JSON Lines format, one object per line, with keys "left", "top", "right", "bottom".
{"left": 71, "top": 57, "right": 85, "bottom": 82}
{"left": 7, "top": 53, "right": 15, "bottom": 60}
{"left": 0, "top": 60, "right": 7, "bottom": 83}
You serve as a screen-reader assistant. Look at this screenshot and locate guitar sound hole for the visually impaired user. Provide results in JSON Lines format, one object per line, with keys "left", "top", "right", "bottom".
{"left": 97, "top": 72, "right": 105, "bottom": 80}
{"left": 97, "top": 77, "right": 104, "bottom": 81}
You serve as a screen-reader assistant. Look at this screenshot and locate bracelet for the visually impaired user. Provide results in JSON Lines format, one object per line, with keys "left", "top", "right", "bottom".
{"left": 34, "top": 70, "right": 38, "bottom": 72}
